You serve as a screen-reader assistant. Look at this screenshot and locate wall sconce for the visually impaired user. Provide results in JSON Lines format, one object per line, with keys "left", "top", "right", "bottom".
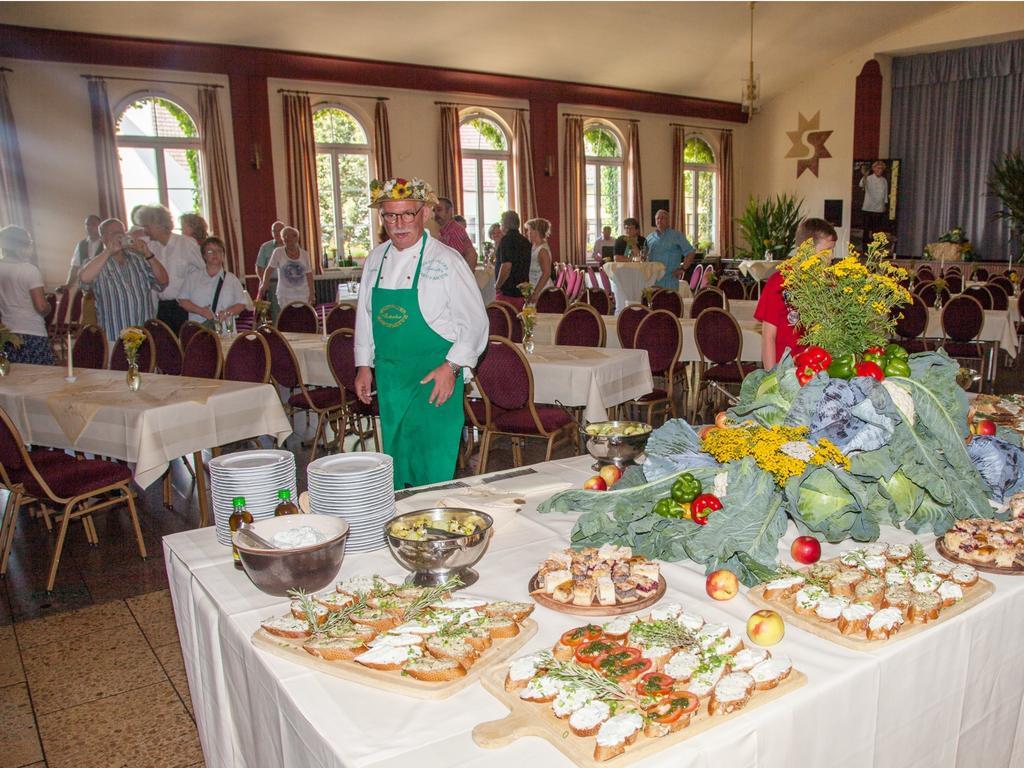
{"left": 251, "top": 143, "right": 262, "bottom": 171}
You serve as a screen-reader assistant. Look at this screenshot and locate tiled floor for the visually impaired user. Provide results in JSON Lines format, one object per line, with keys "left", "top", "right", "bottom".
{"left": 1, "top": 355, "right": 1019, "bottom": 767}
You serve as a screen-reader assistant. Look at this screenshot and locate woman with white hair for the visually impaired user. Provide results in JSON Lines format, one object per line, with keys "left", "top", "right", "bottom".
{"left": 259, "top": 225, "right": 314, "bottom": 312}
{"left": 0, "top": 226, "right": 54, "bottom": 365}
{"left": 136, "top": 203, "right": 203, "bottom": 333}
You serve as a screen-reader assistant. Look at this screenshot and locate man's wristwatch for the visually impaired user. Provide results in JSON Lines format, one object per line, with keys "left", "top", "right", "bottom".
{"left": 446, "top": 360, "right": 461, "bottom": 376}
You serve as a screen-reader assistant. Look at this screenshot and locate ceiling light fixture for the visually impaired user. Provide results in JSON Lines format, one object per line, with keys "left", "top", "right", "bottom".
{"left": 741, "top": 1, "right": 761, "bottom": 116}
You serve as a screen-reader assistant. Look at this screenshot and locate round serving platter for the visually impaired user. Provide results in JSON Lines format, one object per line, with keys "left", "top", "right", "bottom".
{"left": 526, "top": 572, "right": 666, "bottom": 616}
{"left": 935, "top": 537, "right": 1024, "bottom": 575}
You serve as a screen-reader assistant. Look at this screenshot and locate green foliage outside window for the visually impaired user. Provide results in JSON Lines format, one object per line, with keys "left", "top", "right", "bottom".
{"left": 585, "top": 126, "right": 622, "bottom": 247}
{"left": 313, "top": 108, "right": 372, "bottom": 261}
{"left": 468, "top": 118, "right": 507, "bottom": 203}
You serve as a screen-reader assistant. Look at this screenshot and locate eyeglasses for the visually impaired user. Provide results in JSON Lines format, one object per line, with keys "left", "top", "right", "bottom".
{"left": 380, "top": 206, "right": 424, "bottom": 224}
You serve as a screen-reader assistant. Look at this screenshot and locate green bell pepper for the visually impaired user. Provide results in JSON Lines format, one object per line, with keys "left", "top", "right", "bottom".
{"left": 884, "top": 343, "right": 909, "bottom": 362}
{"left": 652, "top": 498, "right": 683, "bottom": 518}
{"left": 827, "top": 353, "right": 856, "bottom": 380}
{"left": 862, "top": 346, "right": 886, "bottom": 365}
{"left": 883, "top": 357, "right": 911, "bottom": 378}
{"left": 670, "top": 473, "right": 702, "bottom": 504}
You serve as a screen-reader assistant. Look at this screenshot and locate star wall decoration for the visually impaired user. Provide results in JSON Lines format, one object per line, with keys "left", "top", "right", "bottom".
{"left": 784, "top": 111, "right": 833, "bottom": 178}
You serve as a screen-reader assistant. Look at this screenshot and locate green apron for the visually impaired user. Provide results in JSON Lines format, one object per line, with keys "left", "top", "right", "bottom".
{"left": 372, "top": 233, "right": 464, "bottom": 489}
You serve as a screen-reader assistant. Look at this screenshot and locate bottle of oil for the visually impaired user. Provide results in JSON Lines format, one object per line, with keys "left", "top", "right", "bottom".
{"left": 229, "top": 496, "right": 253, "bottom": 569}
{"left": 274, "top": 488, "right": 299, "bottom": 516}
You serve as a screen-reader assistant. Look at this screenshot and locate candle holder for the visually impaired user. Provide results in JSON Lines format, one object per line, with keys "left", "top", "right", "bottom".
{"left": 64, "top": 375, "right": 77, "bottom": 384}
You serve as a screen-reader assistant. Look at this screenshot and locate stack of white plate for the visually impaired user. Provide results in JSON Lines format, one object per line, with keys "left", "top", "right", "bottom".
{"left": 209, "top": 449, "right": 298, "bottom": 546}
{"left": 306, "top": 452, "right": 395, "bottom": 552}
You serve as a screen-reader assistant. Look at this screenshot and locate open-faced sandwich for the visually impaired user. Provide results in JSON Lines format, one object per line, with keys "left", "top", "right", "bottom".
{"left": 533, "top": 545, "right": 661, "bottom": 608}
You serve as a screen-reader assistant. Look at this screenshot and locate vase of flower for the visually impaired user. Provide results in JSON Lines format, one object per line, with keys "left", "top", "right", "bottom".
{"left": 120, "top": 327, "right": 146, "bottom": 392}
{"left": 519, "top": 306, "right": 537, "bottom": 354}
{"left": 255, "top": 300, "right": 271, "bottom": 329}
{"left": 126, "top": 363, "right": 141, "bottom": 391}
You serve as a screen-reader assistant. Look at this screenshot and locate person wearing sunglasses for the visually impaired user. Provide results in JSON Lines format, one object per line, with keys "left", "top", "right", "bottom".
{"left": 353, "top": 177, "right": 488, "bottom": 489}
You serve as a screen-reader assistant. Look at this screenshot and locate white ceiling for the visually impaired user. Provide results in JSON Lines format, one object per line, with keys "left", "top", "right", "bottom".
{"left": 0, "top": 1, "right": 964, "bottom": 102}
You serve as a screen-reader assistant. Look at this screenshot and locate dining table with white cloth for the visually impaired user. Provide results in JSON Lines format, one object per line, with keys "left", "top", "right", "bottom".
{"left": 602, "top": 261, "right": 665, "bottom": 310}
{"left": 165, "top": 451, "right": 1024, "bottom": 768}
{"left": 532, "top": 313, "right": 763, "bottom": 362}
{"left": 0, "top": 364, "right": 292, "bottom": 525}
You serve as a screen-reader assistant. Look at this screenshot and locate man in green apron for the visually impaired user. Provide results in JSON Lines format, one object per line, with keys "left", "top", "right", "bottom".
{"left": 354, "top": 178, "right": 489, "bottom": 489}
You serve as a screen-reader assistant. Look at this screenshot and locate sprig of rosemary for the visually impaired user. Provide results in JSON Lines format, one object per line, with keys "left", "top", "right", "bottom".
{"left": 534, "top": 651, "right": 636, "bottom": 703}
{"left": 627, "top": 620, "right": 697, "bottom": 651}
{"left": 401, "top": 575, "right": 464, "bottom": 623}
{"left": 770, "top": 564, "right": 830, "bottom": 591}
{"left": 288, "top": 588, "right": 362, "bottom": 637}
{"left": 910, "top": 542, "right": 928, "bottom": 574}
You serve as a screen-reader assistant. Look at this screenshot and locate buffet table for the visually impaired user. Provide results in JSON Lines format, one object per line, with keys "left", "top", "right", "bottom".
{"left": 165, "top": 453, "right": 1024, "bottom": 768}
{"left": 0, "top": 364, "right": 292, "bottom": 525}
{"left": 602, "top": 262, "right": 665, "bottom": 310}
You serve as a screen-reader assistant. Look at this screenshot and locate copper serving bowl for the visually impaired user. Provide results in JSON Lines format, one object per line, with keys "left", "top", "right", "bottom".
{"left": 233, "top": 514, "right": 349, "bottom": 597}
{"left": 385, "top": 508, "right": 493, "bottom": 588}
{"left": 581, "top": 420, "right": 653, "bottom": 469}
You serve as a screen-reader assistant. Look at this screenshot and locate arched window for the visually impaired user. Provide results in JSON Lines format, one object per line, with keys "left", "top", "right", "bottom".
{"left": 313, "top": 106, "right": 373, "bottom": 261}
{"left": 682, "top": 136, "right": 717, "bottom": 252}
{"left": 584, "top": 123, "right": 624, "bottom": 253}
{"left": 116, "top": 96, "right": 203, "bottom": 221}
{"left": 460, "top": 115, "right": 511, "bottom": 252}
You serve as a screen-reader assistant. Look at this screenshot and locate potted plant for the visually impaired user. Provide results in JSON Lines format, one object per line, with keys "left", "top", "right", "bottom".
{"left": 735, "top": 194, "right": 804, "bottom": 261}
{"left": 989, "top": 149, "right": 1024, "bottom": 263}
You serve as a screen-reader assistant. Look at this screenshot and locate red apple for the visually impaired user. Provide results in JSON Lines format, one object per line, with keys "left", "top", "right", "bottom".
{"left": 791, "top": 536, "right": 822, "bottom": 565}
{"left": 976, "top": 419, "right": 996, "bottom": 436}
{"left": 598, "top": 464, "right": 623, "bottom": 488}
{"left": 583, "top": 475, "right": 608, "bottom": 491}
{"left": 705, "top": 569, "right": 739, "bottom": 601}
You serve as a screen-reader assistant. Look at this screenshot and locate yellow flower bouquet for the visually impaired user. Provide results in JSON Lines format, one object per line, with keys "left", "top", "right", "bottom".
{"left": 778, "top": 233, "right": 911, "bottom": 358}
{"left": 120, "top": 327, "right": 146, "bottom": 366}
{"left": 703, "top": 425, "right": 849, "bottom": 486}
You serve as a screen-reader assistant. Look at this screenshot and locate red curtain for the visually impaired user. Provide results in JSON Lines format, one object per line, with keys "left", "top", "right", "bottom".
{"left": 562, "top": 115, "right": 586, "bottom": 265}
{"left": 438, "top": 105, "right": 462, "bottom": 204}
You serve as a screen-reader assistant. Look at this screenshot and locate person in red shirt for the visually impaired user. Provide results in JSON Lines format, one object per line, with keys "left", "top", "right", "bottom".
{"left": 755, "top": 218, "right": 837, "bottom": 369}
{"left": 433, "top": 197, "right": 478, "bottom": 271}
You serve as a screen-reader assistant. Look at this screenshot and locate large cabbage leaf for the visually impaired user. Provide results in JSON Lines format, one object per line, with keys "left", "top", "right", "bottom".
{"left": 728, "top": 352, "right": 800, "bottom": 426}
{"left": 642, "top": 418, "right": 721, "bottom": 482}
{"left": 906, "top": 350, "right": 969, "bottom": 431}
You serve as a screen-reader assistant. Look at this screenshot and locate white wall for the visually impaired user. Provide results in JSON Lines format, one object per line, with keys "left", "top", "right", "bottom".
{"left": 0, "top": 58, "right": 239, "bottom": 285}
{"left": 734, "top": 2, "right": 1023, "bottom": 254}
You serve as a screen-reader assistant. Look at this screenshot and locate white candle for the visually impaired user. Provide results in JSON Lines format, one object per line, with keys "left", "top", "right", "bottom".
{"left": 66, "top": 332, "right": 73, "bottom": 377}
{"left": 321, "top": 305, "right": 328, "bottom": 339}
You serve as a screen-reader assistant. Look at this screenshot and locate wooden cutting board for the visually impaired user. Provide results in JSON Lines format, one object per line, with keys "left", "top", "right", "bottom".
{"left": 747, "top": 576, "right": 993, "bottom": 651}
{"left": 473, "top": 663, "right": 806, "bottom": 767}
{"left": 251, "top": 618, "right": 537, "bottom": 700}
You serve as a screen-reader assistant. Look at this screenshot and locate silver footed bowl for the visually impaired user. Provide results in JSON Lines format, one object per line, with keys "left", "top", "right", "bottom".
{"left": 581, "top": 420, "right": 653, "bottom": 468}
{"left": 385, "top": 507, "right": 493, "bottom": 588}
{"left": 234, "top": 514, "right": 349, "bottom": 597}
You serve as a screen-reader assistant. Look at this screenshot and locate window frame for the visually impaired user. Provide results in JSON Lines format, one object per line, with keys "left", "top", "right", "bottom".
{"left": 312, "top": 103, "right": 374, "bottom": 260}
{"left": 459, "top": 111, "right": 513, "bottom": 252}
{"left": 114, "top": 92, "right": 205, "bottom": 218}
{"left": 681, "top": 134, "right": 718, "bottom": 253}
{"left": 583, "top": 120, "right": 625, "bottom": 251}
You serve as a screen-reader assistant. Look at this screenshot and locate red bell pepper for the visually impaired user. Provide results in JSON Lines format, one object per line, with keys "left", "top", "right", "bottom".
{"left": 691, "top": 493, "right": 723, "bottom": 525}
{"left": 794, "top": 346, "right": 832, "bottom": 386}
{"left": 854, "top": 360, "right": 885, "bottom": 381}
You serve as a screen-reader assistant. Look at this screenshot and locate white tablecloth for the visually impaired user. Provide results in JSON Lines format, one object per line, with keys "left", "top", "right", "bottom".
{"left": 166, "top": 453, "right": 1024, "bottom": 768}
{"left": 532, "top": 314, "right": 763, "bottom": 362}
{"left": 602, "top": 261, "right": 665, "bottom": 309}
{"left": 926, "top": 308, "right": 1018, "bottom": 357}
{"left": 683, "top": 298, "right": 759, "bottom": 324}
{"left": 737, "top": 260, "right": 779, "bottom": 282}
{"left": 0, "top": 364, "right": 292, "bottom": 489}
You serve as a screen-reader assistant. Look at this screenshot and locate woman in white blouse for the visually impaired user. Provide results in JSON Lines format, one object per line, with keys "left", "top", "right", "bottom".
{"left": 178, "top": 237, "right": 248, "bottom": 327}
{"left": 259, "top": 225, "right": 314, "bottom": 312}
{"left": 0, "top": 226, "right": 54, "bottom": 365}
{"left": 525, "top": 217, "right": 553, "bottom": 302}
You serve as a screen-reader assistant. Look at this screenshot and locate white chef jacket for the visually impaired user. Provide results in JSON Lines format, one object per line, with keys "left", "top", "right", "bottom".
{"left": 860, "top": 174, "right": 889, "bottom": 213}
{"left": 149, "top": 232, "right": 204, "bottom": 300}
{"left": 178, "top": 267, "right": 250, "bottom": 324}
{"left": 354, "top": 234, "right": 488, "bottom": 371}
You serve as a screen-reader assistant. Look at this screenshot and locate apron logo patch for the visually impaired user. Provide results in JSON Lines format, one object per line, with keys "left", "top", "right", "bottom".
{"left": 376, "top": 304, "right": 409, "bottom": 328}
{"left": 422, "top": 259, "right": 450, "bottom": 280}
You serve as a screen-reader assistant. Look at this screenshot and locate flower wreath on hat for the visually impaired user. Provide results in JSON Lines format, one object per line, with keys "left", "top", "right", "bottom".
{"left": 369, "top": 177, "right": 438, "bottom": 208}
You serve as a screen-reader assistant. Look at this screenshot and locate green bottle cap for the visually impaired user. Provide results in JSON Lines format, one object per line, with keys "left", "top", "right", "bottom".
{"left": 232, "top": 497, "right": 246, "bottom": 508}
{"left": 277, "top": 489, "right": 292, "bottom": 501}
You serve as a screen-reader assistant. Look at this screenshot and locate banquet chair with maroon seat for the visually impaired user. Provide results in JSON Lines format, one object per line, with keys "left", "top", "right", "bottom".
{"left": 916, "top": 281, "right": 950, "bottom": 308}
{"left": 915, "top": 267, "right": 935, "bottom": 284}
{"left": 582, "top": 288, "right": 612, "bottom": 316}
{"left": 181, "top": 327, "right": 223, "bottom": 379}
{"left": 692, "top": 308, "right": 757, "bottom": 421}
{"left": 944, "top": 274, "right": 964, "bottom": 294}
{"left": 144, "top": 318, "right": 183, "bottom": 375}
{"left": 179, "top": 321, "right": 204, "bottom": 351}
{"left": 989, "top": 276, "right": 1014, "bottom": 297}
{"left": 555, "top": 303, "right": 606, "bottom": 347}
{"left": 893, "top": 293, "right": 931, "bottom": 353}
{"left": 717, "top": 277, "right": 746, "bottom": 301}
{"left": 259, "top": 326, "right": 345, "bottom": 459}
{"left": 276, "top": 301, "right": 318, "bottom": 333}
{"left": 495, "top": 302, "right": 524, "bottom": 343}
{"left": 554, "top": 263, "right": 568, "bottom": 291}
{"left": 690, "top": 287, "right": 728, "bottom": 318}
{"left": 473, "top": 336, "right": 575, "bottom": 473}
{"left": 234, "top": 309, "right": 256, "bottom": 332}
{"left": 963, "top": 285, "right": 993, "bottom": 310}
{"left": 462, "top": 388, "right": 502, "bottom": 468}
{"left": 651, "top": 289, "right": 683, "bottom": 317}
{"left": 622, "top": 309, "right": 682, "bottom": 425}
{"left": 688, "top": 264, "right": 705, "bottom": 292}
{"left": 985, "top": 282, "right": 1009, "bottom": 311}
{"left": 485, "top": 302, "right": 512, "bottom": 338}
{"left": 109, "top": 328, "right": 156, "bottom": 372}
{"left": 938, "top": 295, "right": 987, "bottom": 391}
{"left": 327, "top": 303, "right": 357, "bottom": 333}
{"left": 0, "top": 407, "right": 145, "bottom": 592}
{"left": 223, "top": 331, "right": 272, "bottom": 384}
{"left": 326, "top": 328, "right": 381, "bottom": 452}
{"left": 616, "top": 305, "right": 650, "bottom": 349}
{"left": 71, "top": 324, "right": 108, "bottom": 370}
{"left": 535, "top": 287, "right": 568, "bottom": 314}
{"left": 971, "top": 267, "right": 990, "bottom": 281}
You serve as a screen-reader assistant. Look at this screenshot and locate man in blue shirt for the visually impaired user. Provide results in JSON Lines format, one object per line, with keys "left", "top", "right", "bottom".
{"left": 645, "top": 209, "right": 695, "bottom": 290}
